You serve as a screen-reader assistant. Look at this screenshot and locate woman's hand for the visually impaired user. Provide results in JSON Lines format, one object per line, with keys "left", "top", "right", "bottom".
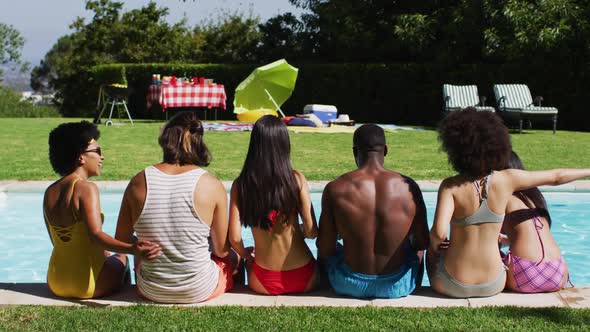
{"left": 244, "top": 246, "right": 255, "bottom": 262}
{"left": 132, "top": 240, "right": 161, "bottom": 260}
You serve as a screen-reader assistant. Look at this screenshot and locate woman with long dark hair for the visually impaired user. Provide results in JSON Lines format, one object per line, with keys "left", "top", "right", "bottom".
{"left": 427, "top": 108, "right": 590, "bottom": 298}
{"left": 229, "top": 115, "right": 319, "bottom": 295}
{"left": 501, "top": 151, "right": 570, "bottom": 292}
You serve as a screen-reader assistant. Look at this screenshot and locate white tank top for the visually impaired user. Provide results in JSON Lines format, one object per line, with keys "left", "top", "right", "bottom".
{"left": 134, "top": 166, "right": 219, "bottom": 303}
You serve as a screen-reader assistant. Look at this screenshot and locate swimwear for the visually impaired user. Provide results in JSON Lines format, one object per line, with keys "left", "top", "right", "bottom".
{"left": 135, "top": 166, "right": 223, "bottom": 303}
{"left": 205, "top": 255, "right": 236, "bottom": 301}
{"left": 436, "top": 255, "right": 506, "bottom": 298}
{"left": 327, "top": 243, "right": 420, "bottom": 299}
{"left": 435, "top": 172, "right": 506, "bottom": 298}
{"left": 252, "top": 259, "right": 316, "bottom": 295}
{"left": 451, "top": 172, "right": 505, "bottom": 226}
{"left": 503, "top": 215, "right": 568, "bottom": 293}
{"left": 46, "top": 178, "right": 107, "bottom": 299}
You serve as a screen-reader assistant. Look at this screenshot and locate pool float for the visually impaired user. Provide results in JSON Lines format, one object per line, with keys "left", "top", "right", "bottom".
{"left": 236, "top": 109, "right": 278, "bottom": 122}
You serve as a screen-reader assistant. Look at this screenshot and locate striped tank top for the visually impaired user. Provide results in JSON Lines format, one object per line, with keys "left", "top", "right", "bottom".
{"left": 134, "top": 166, "right": 219, "bottom": 303}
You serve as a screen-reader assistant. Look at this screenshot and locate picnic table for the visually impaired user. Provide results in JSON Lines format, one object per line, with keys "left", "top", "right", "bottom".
{"left": 147, "top": 83, "right": 227, "bottom": 120}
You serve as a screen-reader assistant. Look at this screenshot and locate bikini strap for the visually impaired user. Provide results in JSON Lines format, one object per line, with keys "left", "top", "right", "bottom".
{"left": 532, "top": 215, "right": 546, "bottom": 265}
{"left": 473, "top": 179, "right": 483, "bottom": 202}
{"left": 473, "top": 173, "right": 491, "bottom": 201}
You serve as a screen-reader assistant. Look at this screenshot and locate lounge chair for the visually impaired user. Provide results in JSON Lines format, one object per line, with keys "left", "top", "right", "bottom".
{"left": 493, "top": 84, "right": 558, "bottom": 134}
{"left": 443, "top": 84, "right": 495, "bottom": 114}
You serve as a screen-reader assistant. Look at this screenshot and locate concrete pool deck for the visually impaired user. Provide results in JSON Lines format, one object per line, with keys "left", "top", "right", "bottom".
{"left": 0, "top": 283, "right": 589, "bottom": 308}
{"left": 2, "top": 180, "right": 590, "bottom": 192}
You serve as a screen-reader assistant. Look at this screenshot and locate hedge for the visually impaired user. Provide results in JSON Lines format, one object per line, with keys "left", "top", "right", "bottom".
{"left": 87, "top": 63, "right": 590, "bottom": 131}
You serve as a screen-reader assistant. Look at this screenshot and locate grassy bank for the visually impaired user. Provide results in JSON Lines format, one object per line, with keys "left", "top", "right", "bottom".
{"left": 1, "top": 306, "right": 589, "bottom": 331}
{"left": 1, "top": 118, "right": 589, "bottom": 181}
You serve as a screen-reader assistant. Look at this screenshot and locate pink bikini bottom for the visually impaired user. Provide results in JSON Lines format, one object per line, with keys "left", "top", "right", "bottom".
{"left": 503, "top": 253, "right": 567, "bottom": 293}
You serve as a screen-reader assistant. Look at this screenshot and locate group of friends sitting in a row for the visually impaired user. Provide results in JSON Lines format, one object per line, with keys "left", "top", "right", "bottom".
{"left": 43, "top": 108, "right": 590, "bottom": 302}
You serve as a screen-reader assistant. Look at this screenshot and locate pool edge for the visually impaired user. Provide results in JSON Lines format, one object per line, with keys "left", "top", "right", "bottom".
{"left": 2, "top": 180, "right": 590, "bottom": 193}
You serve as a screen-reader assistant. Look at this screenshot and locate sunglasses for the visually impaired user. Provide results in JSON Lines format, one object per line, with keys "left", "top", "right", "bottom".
{"left": 83, "top": 147, "right": 102, "bottom": 156}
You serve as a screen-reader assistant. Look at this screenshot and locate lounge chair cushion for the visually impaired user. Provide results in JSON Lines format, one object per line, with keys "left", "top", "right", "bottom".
{"left": 443, "top": 84, "right": 480, "bottom": 109}
{"left": 494, "top": 84, "right": 534, "bottom": 108}
{"left": 474, "top": 106, "right": 496, "bottom": 112}
{"left": 503, "top": 106, "right": 558, "bottom": 115}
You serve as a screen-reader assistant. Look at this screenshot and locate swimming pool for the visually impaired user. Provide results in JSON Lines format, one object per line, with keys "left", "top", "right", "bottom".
{"left": 1, "top": 190, "right": 588, "bottom": 286}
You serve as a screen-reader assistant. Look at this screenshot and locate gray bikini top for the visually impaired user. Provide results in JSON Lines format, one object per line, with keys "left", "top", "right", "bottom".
{"left": 451, "top": 172, "right": 505, "bottom": 226}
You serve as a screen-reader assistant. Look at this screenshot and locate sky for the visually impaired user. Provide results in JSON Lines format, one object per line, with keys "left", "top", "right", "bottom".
{"left": 0, "top": 0, "right": 303, "bottom": 65}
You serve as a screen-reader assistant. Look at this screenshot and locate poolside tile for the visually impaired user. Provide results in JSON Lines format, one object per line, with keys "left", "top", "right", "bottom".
{"left": 199, "top": 293, "right": 277, "bottom": 307}
{"left": 0, "top": 284, "right": 82, "bottom": 306}
{"left": 85, "top": 285, "right": 144, "bottom": 306}
{"left": 467, "top": 291, "right": 565, "bottom": 308}
{"left": 558, "top": 287, "right": 590, "bottom": 308}
{"left": 276, "top": 290, "right": 372, "bottom": 307}
{"left": 372, "top": 288, "right": 469, "bottom": 307}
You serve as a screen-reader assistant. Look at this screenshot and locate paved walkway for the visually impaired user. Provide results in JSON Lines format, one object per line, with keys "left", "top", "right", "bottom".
{"left": 1, "top": 283, "right": 589, "bottom": 308}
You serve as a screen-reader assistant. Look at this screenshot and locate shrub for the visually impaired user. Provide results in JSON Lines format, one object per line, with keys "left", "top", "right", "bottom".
{"left": 85, "top": 63, "right": 590, "bottom": 130}
{"left": 0, "top": 86, "right": 61, "bottom": 118}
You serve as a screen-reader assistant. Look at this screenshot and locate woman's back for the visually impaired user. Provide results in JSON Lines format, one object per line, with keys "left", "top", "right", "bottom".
{"left": 44, "top": 177, "right": 106, "bottom": 298}
{"left": 504, "top": 196, "right": 561, "bottom": 262}
{"left": 250, "top": 208, "right": 314, "bottom": 271}
{"left": 443, "top": 173, "right": 506, "bottom": 283}
{"left": 134, "top": 166, "right": 219, "bottom": 303}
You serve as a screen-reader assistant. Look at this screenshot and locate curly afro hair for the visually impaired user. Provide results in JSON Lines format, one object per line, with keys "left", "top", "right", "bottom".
{"left": 48, "top": 121, "right": 100, "bottom": 176}
{"left": 438, "top": 108, "right": 511, "bottom": 177}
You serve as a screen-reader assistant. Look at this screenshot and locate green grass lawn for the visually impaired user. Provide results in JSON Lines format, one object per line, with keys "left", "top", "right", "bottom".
{"left": 1, "top": 306, "right": 589, "bottom": 331}
{"left": 1, "top": 118, "right": 589, "bottom": 181}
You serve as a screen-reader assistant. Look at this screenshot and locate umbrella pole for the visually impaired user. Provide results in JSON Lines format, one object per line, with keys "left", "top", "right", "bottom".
{"left": 264, "top": 89, "right": 286, "bottom": 118}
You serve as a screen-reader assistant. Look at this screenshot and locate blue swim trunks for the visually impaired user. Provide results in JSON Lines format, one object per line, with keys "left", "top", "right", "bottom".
{"left": 327, "top": 244, "right": 420, "bottom": 299}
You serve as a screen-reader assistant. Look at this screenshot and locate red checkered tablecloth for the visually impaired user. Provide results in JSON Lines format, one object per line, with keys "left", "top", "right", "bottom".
{"left": 147, "top": 84, "right": 227, "bottom": 111}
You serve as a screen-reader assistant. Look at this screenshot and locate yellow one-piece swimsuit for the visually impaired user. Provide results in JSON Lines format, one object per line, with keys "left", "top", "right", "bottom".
{"left": 46, "top": 178, "right": 106, "bottom": 298}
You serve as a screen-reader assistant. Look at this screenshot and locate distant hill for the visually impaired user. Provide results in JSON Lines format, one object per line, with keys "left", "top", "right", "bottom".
{"left": 0, "top": 65, "right": 32, "bottom": 92}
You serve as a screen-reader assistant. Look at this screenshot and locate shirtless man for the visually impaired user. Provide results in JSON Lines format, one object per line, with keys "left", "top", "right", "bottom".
{"left": 317, "top": 124, "right": 429, "bottom": 298}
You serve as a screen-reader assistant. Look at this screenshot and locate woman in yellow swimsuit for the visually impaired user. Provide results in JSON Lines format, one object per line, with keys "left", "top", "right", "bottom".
{"left": 44, "top": 121, "right": 160, "bottom": 299}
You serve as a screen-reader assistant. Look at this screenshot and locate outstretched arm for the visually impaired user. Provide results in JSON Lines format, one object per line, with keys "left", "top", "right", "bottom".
{"left": 506, "top": 168, "right": 590, "bottom": 193}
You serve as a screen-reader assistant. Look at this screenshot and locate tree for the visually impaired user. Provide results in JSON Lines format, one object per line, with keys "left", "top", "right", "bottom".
{"left": 31, "top": 0, "right": 193, "bottom": 115}
{"left": 197, "top": 11, "right": 262, "bottom": 63}
{"left": 257, "top": 13, "right": 304, "bottom": 62}
{"left": 0, "top": 23, "right": 25, "bottom": 79}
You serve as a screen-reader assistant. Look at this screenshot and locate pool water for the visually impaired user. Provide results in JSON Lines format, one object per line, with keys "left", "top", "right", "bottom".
{"left": 0, "top": 191, "right": 588, "bottom": 286}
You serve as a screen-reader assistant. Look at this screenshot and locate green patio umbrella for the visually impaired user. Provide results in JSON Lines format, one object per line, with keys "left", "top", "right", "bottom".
{"left": 233, "top": 59, "right": 299, "bottom": 117}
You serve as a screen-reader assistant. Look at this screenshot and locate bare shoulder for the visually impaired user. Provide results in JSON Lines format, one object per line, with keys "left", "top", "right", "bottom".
{"left": 293, "top": 170, "right": 310, "bottom": 190}
{"left": 75, "top": 179, "right": 99, "bottom": 196}
{"left": 128, "top": 170, "right": 146, "bottom": 189}
{"left": 199, "top": 171, "right": 225, "bottom": 192}
{"left": 439, "top": 175, "right": 464, "bottom": 191}
{"left": 326, "top": 172, "right": 356, "bottom": 193}
{"left": 399, "top": 173, "right": 421, "bottom": 192}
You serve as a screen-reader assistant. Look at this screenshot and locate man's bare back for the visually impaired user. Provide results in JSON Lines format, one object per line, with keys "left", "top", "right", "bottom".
{"left": 319, "top": 168, "right": 428, "bottom": 274}
{"left": 316, "top": 123, "right": 429, "bottom": 298}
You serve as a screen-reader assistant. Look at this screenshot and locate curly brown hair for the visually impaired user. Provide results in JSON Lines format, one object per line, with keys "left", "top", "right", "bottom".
{"left": 48, "top": 121, "right": 100, "bottom": 176}
{"left": 438, "top": 108, "right": 511, "bottom": 177}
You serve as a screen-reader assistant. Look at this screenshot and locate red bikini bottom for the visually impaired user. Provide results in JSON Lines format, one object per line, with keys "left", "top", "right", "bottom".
{"left": 252, "top": 259, "right": 315, "bottom": 295}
